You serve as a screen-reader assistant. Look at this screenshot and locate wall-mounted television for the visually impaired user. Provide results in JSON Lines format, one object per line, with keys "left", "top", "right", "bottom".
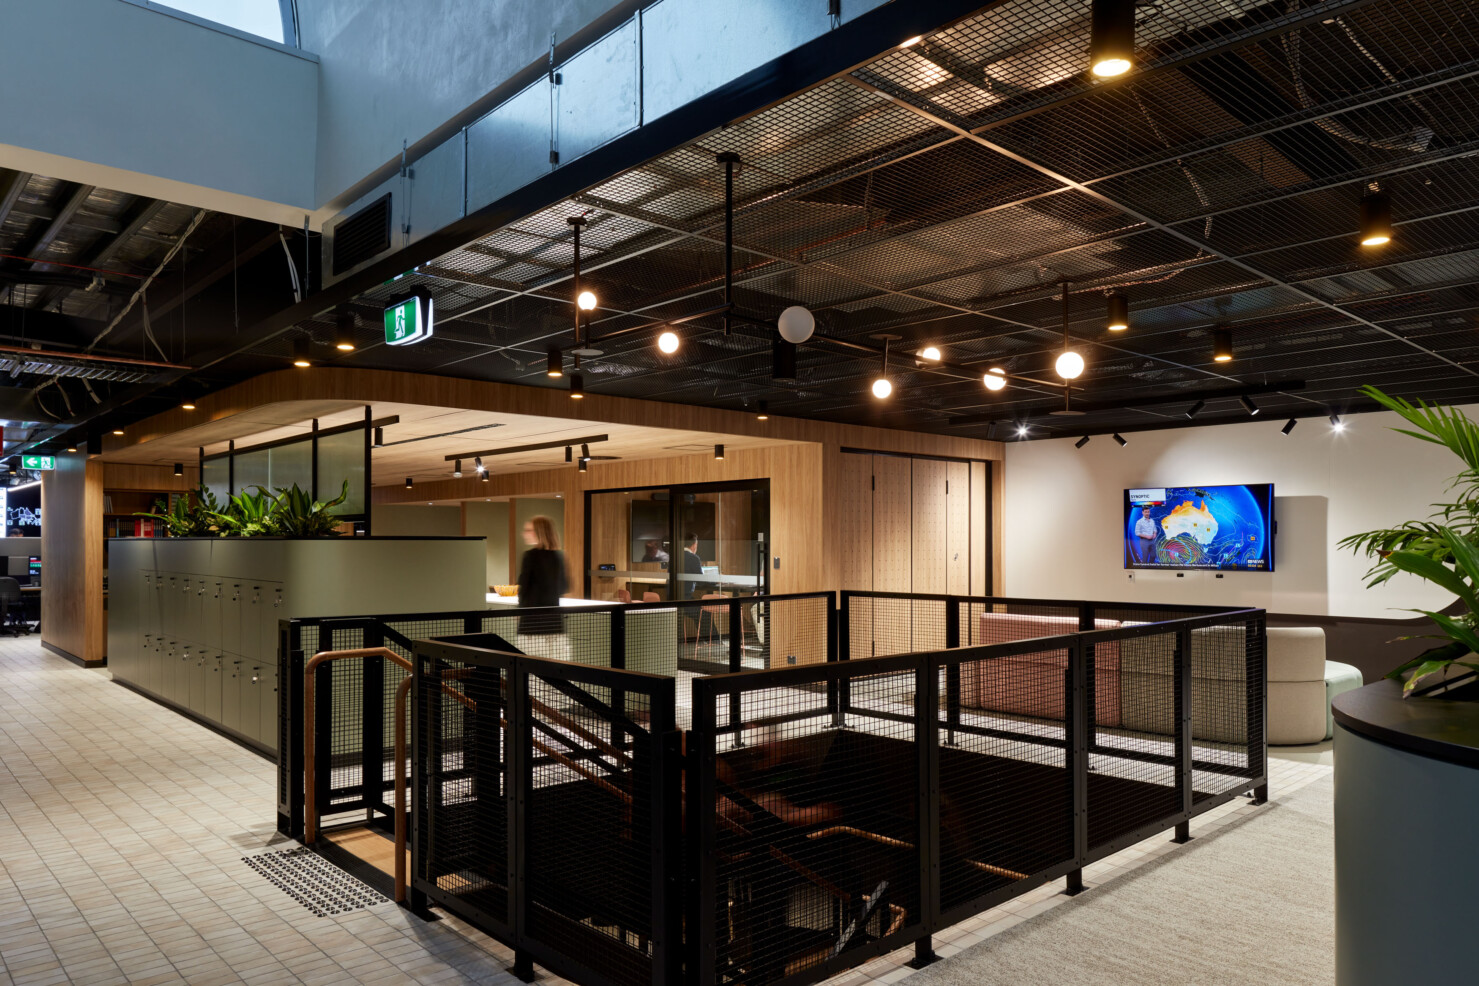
{"left": 5, "top": 484, "right": 37, "bottom": 537}
{"left": 1123, "top": 484, "right": 1274, "bottom": 572}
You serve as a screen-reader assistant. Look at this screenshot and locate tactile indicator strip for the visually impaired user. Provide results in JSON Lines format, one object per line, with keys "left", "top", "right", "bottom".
{"left": 243, "top": 847, "right": 388, "bottom": 917}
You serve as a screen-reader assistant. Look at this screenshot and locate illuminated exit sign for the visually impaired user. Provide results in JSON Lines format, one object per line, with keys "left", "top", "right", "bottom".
{"left": 21, "top": 455, "right": 54, "bottom": 470}
{"left": 384, "top": 293, "right": 434, "bottom": 346}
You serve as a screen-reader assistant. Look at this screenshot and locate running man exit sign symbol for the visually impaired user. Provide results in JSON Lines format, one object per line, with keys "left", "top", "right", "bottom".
{"left": 384, "top": 294, "right": 434, "bottom": 346}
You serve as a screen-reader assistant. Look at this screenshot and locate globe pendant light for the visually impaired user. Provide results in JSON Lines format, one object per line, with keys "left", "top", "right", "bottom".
{"left": 871, "top": 334, "right": 899, "bottom": 399}
{"left": 983, "top": 367, "right": 1007, "bottom": 391}
{"left": 1055, "top": 284, "right": 1085, "bottom": 380}
{"left": 657, "top": 330, "right": 680, "bottom": 354}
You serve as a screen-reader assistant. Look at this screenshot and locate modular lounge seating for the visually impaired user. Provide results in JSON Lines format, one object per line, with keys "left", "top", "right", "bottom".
{"left": 961, "top": 614, "right": 1361, "bottom": 746}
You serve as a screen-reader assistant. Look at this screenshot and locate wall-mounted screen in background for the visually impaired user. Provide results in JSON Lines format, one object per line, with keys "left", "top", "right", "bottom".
{"left": 1124, "top": 484, "right": 1274, "bottom": 572}
{"left": 5, "top": 484, "right": 36, "bottom": 537}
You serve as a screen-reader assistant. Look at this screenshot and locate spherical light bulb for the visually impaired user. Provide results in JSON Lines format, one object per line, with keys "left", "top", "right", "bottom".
{"left": 920, "top": 346, "right": 941, "bottom": 361}
{"left": 577, "top": 290, "right": 597, "bottom": 311}
{"left": 1055, "top": 350, "right": 1085, "bottom": 380}
{"left": 657, "top": 330, "right": 680, "bottom": 354}
{"left": 777, "top": 305, "right": 815, "bottom": 344}
{"left": 983, "top": 368, "right": 1007, "bottom": 391}
{"left": 872, "top": 377, "right": 893, "bottom": 399}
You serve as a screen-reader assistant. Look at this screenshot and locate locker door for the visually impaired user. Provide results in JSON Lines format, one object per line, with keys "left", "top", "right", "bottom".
{"left": 203, "top": 650, "right": 223, "bottom": 723}
{"left": 259, "top": 663, "right": 278, "bottom": 754}
{"left": 222, "top": 653, "right": 244, "bottom": 734}
{"left": 222, "top": 584, "right": 242, "bottom": 658}
{"left": 239, "top": 658, "right": 262, "bottom": 744}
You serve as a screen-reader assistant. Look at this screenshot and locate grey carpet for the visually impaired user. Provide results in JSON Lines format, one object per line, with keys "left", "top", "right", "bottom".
{"left": 907, "top": 776, "right": 1334, "bottom": 986}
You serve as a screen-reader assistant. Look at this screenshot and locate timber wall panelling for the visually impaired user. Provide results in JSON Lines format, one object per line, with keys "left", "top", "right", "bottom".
{"left": 42, "top": 453, "right": 105, "bottom": 665}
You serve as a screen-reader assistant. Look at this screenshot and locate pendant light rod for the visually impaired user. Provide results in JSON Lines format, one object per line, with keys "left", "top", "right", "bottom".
{"left": 718, "top": 152, "right": 739, "bottom": 336}
{"left": 578, "top": 303, "right": 735, "bottom": 349}
{"left": 568, "top": 215, "right": 587, "bottom": 347}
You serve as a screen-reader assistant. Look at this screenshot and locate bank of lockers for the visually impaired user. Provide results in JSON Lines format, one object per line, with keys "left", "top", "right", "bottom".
{"left": 126, "top": 571, "right": 284, "bottom": 749}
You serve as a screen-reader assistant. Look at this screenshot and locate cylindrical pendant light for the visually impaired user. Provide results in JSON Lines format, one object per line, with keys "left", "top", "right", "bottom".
{"left": 565, "top": 445, "right": 573, "bottom": 463}
{"left": 173, "top": 463, "right": 184, "bottom": 477}
{"left": 1213, "top": 326, "right": 1234, "bottom": 362}
{"left": 291, "top": 336, "right": 312, "bottom": 368}
{"left": 1106, "top": 293, "right": 1129, "bottom": 331}
{"left": 714, "top": 444, "right": 725, "bottom": 460}
{"left": 569, "top": 371, "right": 585, "bottom": 399}
{"left": 546, "top": 346, "right": 563, "bottom": 378}
{"left": 1090, "top": 0, "right": 1135, "bottom": 77}
{"left": 453, "top": 460, "right": 463, "bottom": 478}
{"left": 581, "top": 444, "right": 591, "bottom": 461}
{"left": 405, "top": 477, "right": 414, "bottom": 489}
{"left": 578, "top": 457, "right": 588, "bottom": 473}
{"left": 1360, "top": 191, "right": 1392, "bottom": 247}
{"left": 334, "top": 313, "right": 356, "bottom": 352}
{"left": 1282, "top": 418, "right": 1297, "bottom": 435}
{"left": 1240, "top": 395, "right": 1261, "bottom": 416}
{"left": 756, "top": 401, "right": 769, "bottom": 421}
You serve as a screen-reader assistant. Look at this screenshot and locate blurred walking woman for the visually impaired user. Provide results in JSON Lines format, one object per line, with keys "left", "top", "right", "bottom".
{"left": 516, "top": 515, "right": 571, "bottom": 660}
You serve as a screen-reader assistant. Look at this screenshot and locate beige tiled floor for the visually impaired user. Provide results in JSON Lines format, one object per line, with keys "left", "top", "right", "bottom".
{"left": 0, "top": 637, "right": 1330, "bottom": 985}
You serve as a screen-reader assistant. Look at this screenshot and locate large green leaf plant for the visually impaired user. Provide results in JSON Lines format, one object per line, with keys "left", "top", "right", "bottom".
{"left": 267, "top": 481, "right": 349, "bottom": 537}
{"left": 1339, "top": 385, "right": 1479, "bottom": 694}
{"left": 136, "top": 482, "right": 349, "bottom": 538}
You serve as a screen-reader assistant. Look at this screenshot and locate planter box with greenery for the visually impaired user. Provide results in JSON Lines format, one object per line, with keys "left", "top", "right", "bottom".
{"left": 137, "top": 482, "right": 349, "bottom": 539}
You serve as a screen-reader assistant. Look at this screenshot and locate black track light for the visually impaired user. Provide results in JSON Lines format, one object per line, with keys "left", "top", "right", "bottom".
{"left": 565, "top": 445, "right": 573, "bottom": 463}
{"left": 453, "top": 459, "right": 463, "bottom": 478}
{"left": 578, "top": 457, "right": 588, "bottom": 473}
{"left": 1240, "top": 395, "right": 1261, "bottom": 416}
{"left": 475, "top": 456, "right": 484, "bottom": 474}
{"left": 1282, "top": 418, "right": 1297, "bottom": 436}
{"left": 715, "top": 444, "right": 725, "bottom": 460}
{"left": 173, "top": 463, "right": 184, "bottom": 477}
{"left": 580, "top": 443, "right": 591, "bottom": 461}
{"left": 756, "top": 401, "right": 769, "bottom": 421}
{"left": 569, "top": 372, "right": 584, "bottom": 399}
{"left": 1186, "top": 400, "right": 1206, "bottom": 419}
{"left": 1113, "top": 433, "right": 1127, "bottom": 446}
{"left": 373, "top": 427, "right": 385, "bottom": 448}
{"left": 405, "top": 477, "right": 413, "bottom": 489}
{"left": 1360, "top": 190, "right": 1392, "bottom": 247}
{"left": 481, "top": 473, "right": 489, "bottom": 483}
{"left": 1330, "top": 413, "right": 1344, "bottom": 430}
{"left": 1106, "top": 293, "right": 1129, "bottom": 332}
{"left": 546, "top": 346, "right": 563, "bottom": 378}
{"left": 1075, "top": 436, "right": 1091, "bottom": 449}
{"left": 1213, "top": 326, "right": 1233, "bottom": 362}
{"left": 1090, "top": 0, "right": 1135, "bottom": 77}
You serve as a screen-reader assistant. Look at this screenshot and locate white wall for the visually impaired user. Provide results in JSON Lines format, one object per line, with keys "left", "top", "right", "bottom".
{"left": 1003, "top": 407, "right": 1475, "bottom": 618}
{"left": 0, "top": 0, "right": 318, "bottom": 224}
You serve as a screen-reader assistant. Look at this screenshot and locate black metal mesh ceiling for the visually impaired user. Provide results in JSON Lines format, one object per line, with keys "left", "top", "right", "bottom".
{"left": 311, "top": 0, "right": 1479, "bottom": 438}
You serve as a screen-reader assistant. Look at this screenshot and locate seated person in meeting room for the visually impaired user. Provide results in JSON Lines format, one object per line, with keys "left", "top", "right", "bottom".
{"left": 6, "top": 529, "right": 22, "bottom": 538}
{"left": 682, "top": 533, "right": 704, "bottom": 597}
{"left": 640, "top": 539, "right": 670, "bottom": 567}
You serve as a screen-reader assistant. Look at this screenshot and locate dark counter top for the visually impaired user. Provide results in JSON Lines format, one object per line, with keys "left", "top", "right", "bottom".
{"left": 1332, "top": 677, "right": 1479, "bottom": 769}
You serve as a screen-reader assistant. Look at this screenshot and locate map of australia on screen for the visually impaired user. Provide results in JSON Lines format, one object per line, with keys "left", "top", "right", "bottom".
{"left": 1124, "top": 484, "right": 1274, "bottom": 572}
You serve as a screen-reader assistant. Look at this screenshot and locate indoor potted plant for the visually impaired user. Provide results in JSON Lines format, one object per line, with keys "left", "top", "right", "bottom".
{"left": 1340, "top": 385, "right": 1479, "bottom": 694}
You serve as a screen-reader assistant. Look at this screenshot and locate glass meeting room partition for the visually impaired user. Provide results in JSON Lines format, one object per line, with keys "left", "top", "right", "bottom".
{"left": 585, "top": 480, "right": 770, "bottom": 603}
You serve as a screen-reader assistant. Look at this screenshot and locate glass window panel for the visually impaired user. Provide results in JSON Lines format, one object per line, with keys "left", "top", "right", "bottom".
{"left": 315, "top": 429, "right": 365, "bottom": 516}
{"left": 201, "top": 457, "right": 229, "bottom": 504}
{"left": 267, "top": 440, "right": 313, "bottom": 494}
{"left": 150, "top": 1, "right": 286, "bottom": 43}
{"left": 233, "top": 449, "right": 269, "bottom": 494}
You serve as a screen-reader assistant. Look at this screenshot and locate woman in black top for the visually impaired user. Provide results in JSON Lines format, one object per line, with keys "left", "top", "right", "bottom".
{"left": 515, "top": 515, "right": 570, "bottom": 659}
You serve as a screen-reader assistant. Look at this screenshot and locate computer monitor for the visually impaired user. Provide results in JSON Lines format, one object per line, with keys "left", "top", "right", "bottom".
{"left": 27, "top": 556, "right": 40, "bottom": 584}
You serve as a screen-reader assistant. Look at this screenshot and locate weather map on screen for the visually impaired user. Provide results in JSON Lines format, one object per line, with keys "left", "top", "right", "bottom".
{"left": 1124, "top": 484, "right": 1274, "bottom": 571}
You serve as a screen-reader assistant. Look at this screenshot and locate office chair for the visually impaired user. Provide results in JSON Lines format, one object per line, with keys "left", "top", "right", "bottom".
{"left": 615, "top": 588, "right": 632, "bottom": 603}
{"left": 0, "top": 578, "right": 28, "bottom": 636}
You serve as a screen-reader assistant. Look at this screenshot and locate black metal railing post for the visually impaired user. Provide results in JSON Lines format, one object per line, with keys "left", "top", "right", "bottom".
{"left": 508, "top": 659, "right": 534, "bottom": 982}
{"left": 944, "top": 599, "right": 960, "bottom": 746}
{"left": 1174, "top": 625, "right": 1194, "bottom": 842}
{"left": 728, "top": 598, "right": 743, "bottom": 746}
{"left": 279, "top": 623, "right": 305, "bottom": 838}
{"left": 1065, "top": 639, "right": 1088, "bottom": 894}
{"left": 909, "top": 654, "right": 941, "bottom": 968}
{"left": 837, "top": 592, "right": 852, "bottom": 727}
{"left": 313, "top": 656, "right": 333, "bottom": 832}
{"left": 690, "top": 679, "right": 718, "bottom": 986}
{"left": 1248, "top": 615, "right": 1269, "bottom": 803}
{"left": 407, "top": 653, "right": 428, "bottom": 915}
{"left": 649, "top": 676, "right": 681, "bottom": 986}
{"left": 827, "top": 595, "right": 841, "bottom": 727}
{"left": 610, "top": 608, "right": 627, "bottom": 752}
{"left": 362, "top": 623, "right": 385, "bottom": 813}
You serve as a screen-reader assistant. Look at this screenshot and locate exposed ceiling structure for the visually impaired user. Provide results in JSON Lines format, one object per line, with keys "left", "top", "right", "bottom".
{"left": 0, "top": 170, "right": 304, "bottom": 455}
{"left": 284, "top": 0, "right": 1479, "bottom": 439}
{"left": 98, "top": 400, "right": 800, "bottom": 484}
{"left": 6, "top": 0, "right": 1479, "bottom": 452}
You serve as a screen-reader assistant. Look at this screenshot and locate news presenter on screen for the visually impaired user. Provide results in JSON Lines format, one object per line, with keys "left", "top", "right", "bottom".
{"left": 1133, "top": 506, "right": 1158, "bottom": 563}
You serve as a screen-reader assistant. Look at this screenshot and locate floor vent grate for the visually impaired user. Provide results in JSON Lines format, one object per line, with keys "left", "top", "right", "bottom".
{"left": 244, "top": 847, "right": 388, "bottom": 917}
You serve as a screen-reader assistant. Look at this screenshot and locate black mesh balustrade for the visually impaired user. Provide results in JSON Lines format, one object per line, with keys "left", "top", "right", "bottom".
{"left": 278, "top": 593, "right": 833, "bottom": 840}
{"left": 413, "top": 637, "right": 682, "bottom": 986}
{"left": 278, "top": 593, "right": 1265, "bottom": 986}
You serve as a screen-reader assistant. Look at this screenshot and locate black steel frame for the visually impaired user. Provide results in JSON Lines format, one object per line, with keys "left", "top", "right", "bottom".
{"left": 280, "top": 590, "right": 1267, "bottom": 986}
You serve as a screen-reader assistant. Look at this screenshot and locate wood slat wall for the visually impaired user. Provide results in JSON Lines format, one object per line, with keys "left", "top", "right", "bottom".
{"left": 41, "top": 454, "right": 104, "bottom": 664}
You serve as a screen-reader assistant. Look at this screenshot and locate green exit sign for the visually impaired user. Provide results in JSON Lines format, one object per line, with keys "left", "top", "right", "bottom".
{"left": 21, "top": 455, "right": 54, "bottom": 470}
{"left": 384, "top": 293, "right": 434, "bottom": 346}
